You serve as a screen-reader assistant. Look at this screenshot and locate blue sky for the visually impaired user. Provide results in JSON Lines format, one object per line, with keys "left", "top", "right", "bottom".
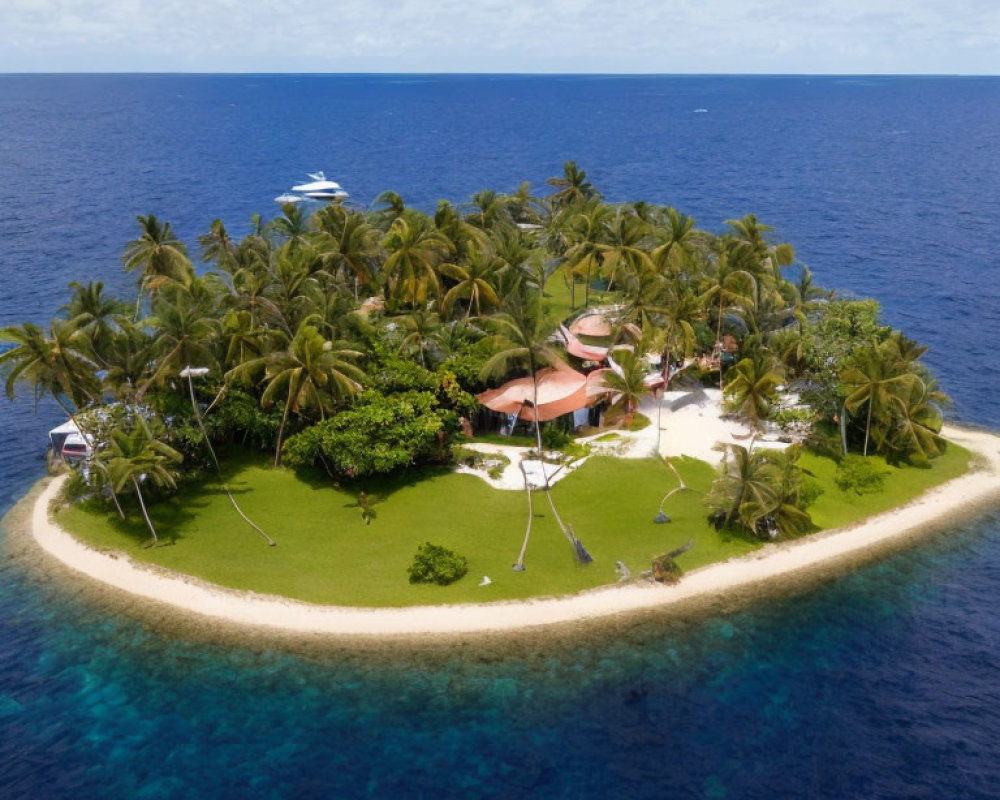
{"left": 2, "top": 0, "right": 997, "bottom": 74}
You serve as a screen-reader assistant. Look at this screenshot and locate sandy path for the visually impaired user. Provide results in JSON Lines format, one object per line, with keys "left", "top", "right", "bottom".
{"left": 21, "top": 425, "right": 1000, "bottom": 638}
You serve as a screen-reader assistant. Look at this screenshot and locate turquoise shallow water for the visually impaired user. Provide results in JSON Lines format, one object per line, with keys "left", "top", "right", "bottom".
{"left": 1, "top": 75, "right": 1000, "bottom": 798}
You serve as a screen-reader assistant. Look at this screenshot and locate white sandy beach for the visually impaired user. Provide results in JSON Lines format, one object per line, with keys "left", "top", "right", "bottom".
{"left": 20, "top": 424, "right": 1000, "bottom": 638}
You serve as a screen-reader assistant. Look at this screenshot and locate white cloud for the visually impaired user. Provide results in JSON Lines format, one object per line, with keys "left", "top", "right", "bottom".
{"left": 0, "top": 0, "right": 997, "bottom": 73}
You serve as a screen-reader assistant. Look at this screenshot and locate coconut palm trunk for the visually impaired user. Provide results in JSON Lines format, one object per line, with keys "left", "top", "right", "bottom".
{"left": 864, "top": 399, "right": 873, "bottom": 457}
{"left": 132, "top": 476, "right": 158, "bottom": 548}
{"left": 274, "top": 398, "right": 292, "bottom": 468}
{"left": 840, "top": 402, "right": 849, "bottom": 457}
{"left": 529, "top": 366, "right": 584, "bottom": 555}
{"left": 186, "top": 373, "right": 276, "bottom": 546}
{"left": 514, "top": 461, "right": 533, "bottom": 571}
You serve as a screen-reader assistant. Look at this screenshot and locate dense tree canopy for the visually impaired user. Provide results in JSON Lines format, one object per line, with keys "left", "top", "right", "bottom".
{"left": 0, "top": 163, "right": 951, "bottom": 538}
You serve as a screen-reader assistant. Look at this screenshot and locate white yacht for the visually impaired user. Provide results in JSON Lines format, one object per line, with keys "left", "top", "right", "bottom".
{"left": 291, "top": 172, "right": 349, "bottom": 201}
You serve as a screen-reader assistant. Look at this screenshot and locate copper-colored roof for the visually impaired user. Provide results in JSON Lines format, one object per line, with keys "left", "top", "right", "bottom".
{"left": 477, "top": 366, "right": 590, "bottom": 422}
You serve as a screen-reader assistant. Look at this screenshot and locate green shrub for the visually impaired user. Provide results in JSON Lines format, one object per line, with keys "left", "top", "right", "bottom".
{"left": 541, "top": 425, "right": 571, "bottom": 449}
{"left": 62, "top": 468, "right": 92, "bottom": 503}
{"left": 407, "top": 542, "right": 468, "bottom": 586}
{"left": 626, "top": 413, "right": 651, "bottom": 431}
{"left": 283, "top": 390, "right": 458, "bottom": 478}
{"left": 800, "top": 477, "right": 825, "bottom": 509}
{"left": 835, "top": 454, "right": 889, "bottom": 495}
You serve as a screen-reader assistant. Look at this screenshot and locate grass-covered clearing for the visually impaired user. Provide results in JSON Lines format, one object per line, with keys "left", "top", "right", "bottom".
{"left": 58, "top": 443, "right": 971, "bottom": 608}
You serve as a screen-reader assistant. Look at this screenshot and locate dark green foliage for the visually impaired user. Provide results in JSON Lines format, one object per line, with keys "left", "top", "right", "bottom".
{"left": 799, "top": 477, "right": 825, "bottom": 509}
{"left": 541, "top": 424, "right": 571, "bottom": 449}
{"left": 62, "top": 467, "right": 91, "bottom": 502}
{"left": 800, "top": 299, "right": 889, "bottom": 419}
{"left": 439, "top": 338, "right": 494, "bottom": 394}
{"left": 282, "top": 390, "right": 458, "bottom": 477}
{"left": 407, "top": 542, "right": 468, "bottom": 585}
{"left": 835, "top": 454, "right": 889, "bottom": 495}
{"left": 364, "top": 342, "right": 438, "bottom": 394}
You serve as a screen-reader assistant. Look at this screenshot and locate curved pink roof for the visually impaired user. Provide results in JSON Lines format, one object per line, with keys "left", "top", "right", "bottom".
{"left": 477, "top": 366, "right": 589, "bottom": 422}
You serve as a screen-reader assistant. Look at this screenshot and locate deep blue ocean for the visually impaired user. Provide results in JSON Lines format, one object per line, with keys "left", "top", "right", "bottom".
{"left": 1, "top": 75, "right": 999, "bottom": 799}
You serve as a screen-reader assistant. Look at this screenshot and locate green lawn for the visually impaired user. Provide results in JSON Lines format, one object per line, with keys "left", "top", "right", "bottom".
{"left": 543, "top": 265, "right": 621, "bottom": 325}
{"left": 800, "top": 444, "right": 971, "bottom": 529}
{"left": 57, "top": 442, "right": 972, "bottom": 608}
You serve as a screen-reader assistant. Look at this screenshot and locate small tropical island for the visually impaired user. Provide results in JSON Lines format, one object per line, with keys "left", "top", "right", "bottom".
{"left": 4, "top": 162, "right": 998, "bottom": 636}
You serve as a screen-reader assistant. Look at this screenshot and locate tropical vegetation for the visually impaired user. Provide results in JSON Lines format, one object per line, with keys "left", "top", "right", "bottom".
{"left": 0, "top": 162, "right": 960, "bottom": 590}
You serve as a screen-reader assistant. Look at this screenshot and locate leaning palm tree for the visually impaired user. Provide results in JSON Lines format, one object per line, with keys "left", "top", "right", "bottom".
{"left": 60, "top": 280, "right": 129, "bottom": 367}
{"left": 96, "top": 417, "right": 183, "bottom": 548}
{"left": 480, "top": 298, "right": 590, "bottom": 566}
{"left": 122, "top": 214, "right": 193, "bottom": 318}
{"left": 0, "top": 319, "right": 100, "bottom": 423}
{"left": 180, "top": 365, "right": 277, "bottom": 546}
{"left": 228, "top": 322, "right": 365, "bottom": 466}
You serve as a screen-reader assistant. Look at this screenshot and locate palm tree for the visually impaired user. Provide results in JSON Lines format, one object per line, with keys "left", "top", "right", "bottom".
{"left": 101, "top": 320, "right": 156, "bottom": 402}
{"left": 61, "top": 281, "right": 128, "bottom": 367}
{"left": 699, "top": 248, "right": 757, "bottom": 389}
{"left": 598, "top": 209, "right": 650, "bottom": 291}
{"left": 842, "top": 342, "right": 916, "bottom": 456}
{"left": 369, "top": 190, "right": 407, "bottom": 231}
{"left": 643, "top": 286, "right": 702, "bottom": 451}
{"left": 180, "top": 366, "right": 277, "bottom": 546}
{"left": 312, "top": 205, "right": 380, "bottom": 299}
{"left": 704, "top": 443, "right": 778, "bottom": 534}
{"left": 96, "top": 417, "right": 183, "bottom": 548}
{"left": 440, "top": 251, "right": 503, "bottom": 319}
{"left": 723, "top": 352, "right": 784, "bottom": 430}
{"left": 122, "top": 214, "right": 193, "bottom": 318}
{"left": 480, "top": 299, "right": 589, "bottom": 564}
{"left": 0, "top": 320, "right": 100, "bottom": 421}
{"left": 726, "top": 213, "right": 794, "bottom": 281}
{"left": 228, "top": 322, "right": 365, "bottom": 466}
{"left": 397, "top": 309, "right": 441, "bottom": 368}
{"left": 650, "top": 207, "right": 698, "bottom": 276}
{"left": 198, "top": 219, "right": 237, "bottom": 272}
{"left": 269, "top": 203, "right": 312, "bottom": 254}
{"left": 546, "top": 161, "right": 600, "bottom": 209}
{"left": 140, "top": 282, "right": 221, "bottom": 395}
{"left": 467, "top": 189, "right": 513, "bottom": 232}
{"left": 503, "top": 181, "right": 544, "bottom": 225}
{"left": 564, "top": 200, "right": 612, "bottom": 310}
{"left": 602, "top": 349, "right": 648, "bottom": 427}
{"left": 381, "top": 215, "right": 451, "bottom": 308}
{"left": 887, "top": 376, "right": 948, "bottom": 464}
